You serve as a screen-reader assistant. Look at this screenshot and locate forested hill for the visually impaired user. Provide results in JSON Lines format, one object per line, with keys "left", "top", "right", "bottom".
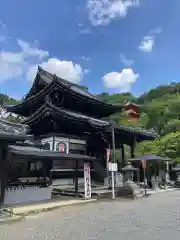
{"left": 98, "top": 83, "right": 180, "bottom": 137}
{"left": 98, "top": 83, "right": 180, "bottom": 160}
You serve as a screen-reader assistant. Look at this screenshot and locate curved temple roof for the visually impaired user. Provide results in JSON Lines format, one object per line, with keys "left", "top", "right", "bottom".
{"left": 8, "top": 144, "right": 96, "bottom": 161}
{"left": 106, "top": 124, "right": 158, "bottom": 142}
{"left": 5, "top": 67, "right": 122, "bottom": 117}
{"left": 22, "top": 101, "right": 112, "bottom": 130}
{"left": 26, "top": 66, "right": 116, "bottom": 103}
{"left": 0, "top": 118, "right": 31, "bottom": 141}
{"left": 6, "top": 77, "right": 122, "bottom": 117}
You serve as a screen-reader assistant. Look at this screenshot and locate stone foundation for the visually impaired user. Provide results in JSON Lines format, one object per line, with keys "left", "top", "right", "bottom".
{"left": 4, "top": 187, "right": 52, "bottom": 205}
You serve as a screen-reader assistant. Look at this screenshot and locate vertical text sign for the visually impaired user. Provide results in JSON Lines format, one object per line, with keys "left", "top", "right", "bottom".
{"left": 84, "top": 162, "right": 91, "bottom": 199}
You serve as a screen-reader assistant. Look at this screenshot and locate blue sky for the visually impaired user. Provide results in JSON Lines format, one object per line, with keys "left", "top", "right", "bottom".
{"left": 0, "top": 0, "right": 179, "bottom": 99}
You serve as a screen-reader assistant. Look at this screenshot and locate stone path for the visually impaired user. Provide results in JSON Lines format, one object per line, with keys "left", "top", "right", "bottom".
{"left": 0, "top": 190, "right": 180, "bottom": 239}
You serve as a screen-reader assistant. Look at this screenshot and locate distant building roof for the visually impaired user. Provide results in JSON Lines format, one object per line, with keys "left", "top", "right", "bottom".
{"left": 0, "top": 118, "right": 31, "bottom": 141}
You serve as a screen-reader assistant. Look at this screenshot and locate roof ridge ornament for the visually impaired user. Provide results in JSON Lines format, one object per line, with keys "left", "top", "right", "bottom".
{"left": 38, "top": 65, "right": 43, "bottom": 72}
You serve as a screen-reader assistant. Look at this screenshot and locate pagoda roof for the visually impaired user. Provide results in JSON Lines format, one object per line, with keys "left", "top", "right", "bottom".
{"left": 22, "top": 101, "right": 112, "bottom": 136}
{"left": 0, "top": 118, "right": 31, "bottom": 141}
{"left": 5, "top": 67, "right": 122, "bottom": 117}
{"left": 8, "top": 144, "right": 96, "bottom": 161}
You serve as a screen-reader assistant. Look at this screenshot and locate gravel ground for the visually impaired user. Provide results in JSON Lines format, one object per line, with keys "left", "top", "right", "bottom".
{"left": 0, "top": 190, "right": 180, "bottom": 240}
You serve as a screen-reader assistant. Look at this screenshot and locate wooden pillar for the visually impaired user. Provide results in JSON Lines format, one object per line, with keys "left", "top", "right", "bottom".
{"left": 121, "top": 144, "right": 125, "bottom": 167}
{"left": 111, "top": 127, "right": 116, "bottom": 186}
{"left": 0, "top": 141, "right": 9, "bottom": 207}
{"left": 130, "top": 136, "right": 136, "bottom": 158}
{"left": 111, "top": 127, "right": 116, "bottom": 163}
{"left": 0, "top": 143, "right": 4, "bottom": 206}
{"left": 75, "top": 159, "right": 79, "bottom": 197}
{"left": 52, "top": 135, "right": 55, "bottom": 151}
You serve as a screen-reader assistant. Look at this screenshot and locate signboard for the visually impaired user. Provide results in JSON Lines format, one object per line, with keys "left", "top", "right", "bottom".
{"left": 108, "top": 162, "right": 118, "bottom": 172}
{"left": 84, "top": 163, "right": 91, "bottom": 199}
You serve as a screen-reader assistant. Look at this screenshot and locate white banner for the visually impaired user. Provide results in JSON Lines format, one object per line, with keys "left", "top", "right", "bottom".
{"left": 84, "top": 163, "right": 91, "bottom": 199}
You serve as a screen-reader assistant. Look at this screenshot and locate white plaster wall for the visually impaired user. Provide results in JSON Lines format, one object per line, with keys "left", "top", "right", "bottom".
{"left": 4, "top": 187, "right": 52, "bottom": 205}
{"left": 54, "top": 138, "right": 69, "bottom": 153}
{"left": 54, "top": 137, "right": 87, "bottom": 154}
{"left": 41, "top": 136, "right": 87, "bottom": 153}
{"left": 41, "top": 137, "right": 53, "bottom": 151}
{"left": 41, "top": 137, "right": 53, "bottom": 142}
{"left": 69, "top": 138, "right": 86, "bottom": 144}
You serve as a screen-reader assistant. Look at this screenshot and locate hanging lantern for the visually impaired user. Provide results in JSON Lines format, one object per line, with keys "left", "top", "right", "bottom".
{"left": 59, "top": 143, "right": 65, "bottom": 152}
{"left": 56, "top": 142, "right": 67, "bottom": 153}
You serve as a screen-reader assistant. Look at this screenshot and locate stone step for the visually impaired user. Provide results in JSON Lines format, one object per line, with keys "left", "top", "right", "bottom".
{"left": 53, "top": 188, "right": 137, "bottom": 200}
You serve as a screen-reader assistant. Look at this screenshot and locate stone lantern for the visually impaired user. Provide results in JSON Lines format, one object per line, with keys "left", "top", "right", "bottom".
{"left": 171, "top": 164, "right": 180, "bottom": 187}
{"left": 121, "top": 162, "right": 138, "bottom": 183}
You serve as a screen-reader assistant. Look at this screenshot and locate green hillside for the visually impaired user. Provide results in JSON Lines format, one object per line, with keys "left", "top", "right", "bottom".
{"left": 99, "top": 83, "right": 180, "bottom": 162}
{"left": 1, "top": 82, "right": 180, "bottom": 161}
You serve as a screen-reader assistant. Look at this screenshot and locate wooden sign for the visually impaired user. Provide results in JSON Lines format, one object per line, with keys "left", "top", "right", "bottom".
{"left": 84, "top": 163, "right": 91, "bottom": 199}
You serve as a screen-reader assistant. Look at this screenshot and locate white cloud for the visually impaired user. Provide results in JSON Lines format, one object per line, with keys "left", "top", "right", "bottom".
{"left": 81, "top": 56, "right": 91, "bottom": 61}
{"left": 139, "top": 27, "right": 162, "bottom": 53}
{"left": 87, "top": 0, "right": 140, "bottom": 26}
{"left": 103, "top": 68, "right": 138, "bottom": 92}
{"left": 27, "top": 58, "right": 88, "bottom": 84}
{"left": 0, "top": 37, "right": 87, "bottom": 84}
{"left": 78, "top": 23, "right": 84, "bottom": 27}
{"left": 0, "top": 59, "right": 23, "bottom": 81}
{"left": 80, "top": 29, "right": 92, "bottom": 34}
{"left": 84, "top": 69, "right": 90, "bottom": 74}
{"left": 120, "top": 54, "right": 134, "bottom": 66}
{"left": 0, "top": 51, "right": 24, "bottom": 63}
{"left": 17, "top": 39, "right": 49, "bottom": 59}
{"left": 150, "top": 27, "right": 162, "bottom": 35}
{"left": 0, "top": 39, "right": 49, "bottom": 82}
{"left": 139, "top": 36, "right": 154, "bottom": 52}
{"left": 0, "top": 51, "right": 25, "bottom": 82}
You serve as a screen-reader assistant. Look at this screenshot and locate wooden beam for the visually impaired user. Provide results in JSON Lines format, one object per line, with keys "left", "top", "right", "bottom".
{"left": 75, "top": 159, "right": 79, "bottom": 197}
{"left": 111, "top": 127, "right": 116, "bottom": 163}
{"left": 0, "top": 141, "right": 9, "bottom": 206}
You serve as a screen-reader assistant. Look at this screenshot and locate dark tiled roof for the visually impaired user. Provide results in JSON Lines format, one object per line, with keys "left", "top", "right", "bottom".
{"left": 38, "top": 67, "right": 106, "bottom": 102}
{"left": 0, "top": 118, "right": 30, "bottom": 140}
{"left": 129, "top": 155, "right": 170, "bottom": 161}
{"left": 23, "top": 101, "right": 112, "bottom": 129}
{"left": 8, "top": 144, "right": 96, "bottom": 161}
{"left": 114, "top": 124, "right": 158, "bottom": 138}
